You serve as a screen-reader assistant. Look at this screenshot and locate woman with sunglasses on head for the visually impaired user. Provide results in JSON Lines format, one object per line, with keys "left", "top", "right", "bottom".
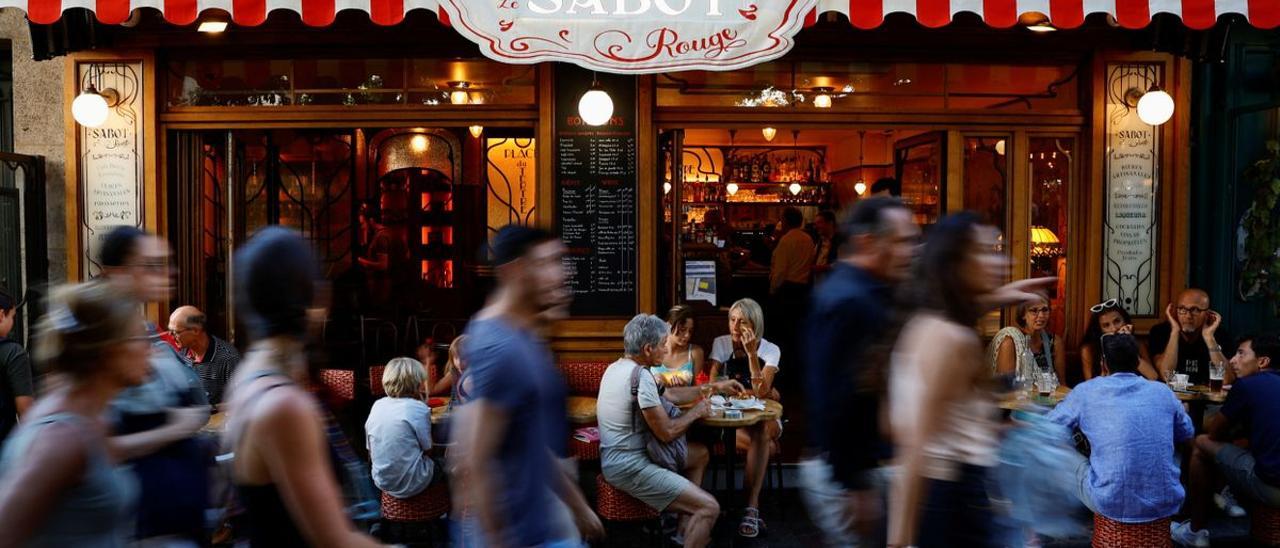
{"left": 988, "top": 292, "right": 1066, "bottom": 384}
{"left": 1080, "top": 299, "right": 1158, "bottom": 380}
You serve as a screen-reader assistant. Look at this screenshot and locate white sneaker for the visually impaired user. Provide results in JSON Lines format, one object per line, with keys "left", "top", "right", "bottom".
{"left": 1216, "top": 487, "right": 1248, "bottom": 518}
{"left": 1170, "top": 521, "right": 1210, "bottom": 547}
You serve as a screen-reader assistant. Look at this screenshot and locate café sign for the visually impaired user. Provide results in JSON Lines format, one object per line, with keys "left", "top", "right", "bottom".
{"left": 438, "top": 0, "right": 818, "bottom": 74}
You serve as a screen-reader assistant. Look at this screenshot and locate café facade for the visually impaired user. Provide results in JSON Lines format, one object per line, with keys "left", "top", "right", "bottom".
{"left": 10, "top": 0, "right": 1277, "bottom": 368}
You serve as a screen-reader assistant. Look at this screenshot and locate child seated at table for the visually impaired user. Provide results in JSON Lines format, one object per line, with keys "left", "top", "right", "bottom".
{"left": 365, "top": 357, "right": 444, "bottom": 499}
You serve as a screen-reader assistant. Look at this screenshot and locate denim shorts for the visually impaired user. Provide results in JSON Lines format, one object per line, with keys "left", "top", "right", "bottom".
{"left": 1216, "top": 444, "right": 1280, "bottom": 507}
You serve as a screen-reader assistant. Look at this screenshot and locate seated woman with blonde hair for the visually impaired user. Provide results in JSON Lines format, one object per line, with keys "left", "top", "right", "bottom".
{"left": 365, "top": 357, "right": 444, "bottom": 499}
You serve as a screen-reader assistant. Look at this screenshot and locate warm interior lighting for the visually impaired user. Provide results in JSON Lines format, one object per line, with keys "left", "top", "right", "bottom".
{"left": 726, "top": 182, "right": 739, "bottom": 196}
{"left": 1137, "top": 86, "right": 1175, "bottom": 126}
{"left": 813, "top": 87, "right": 833, "bottom": 109}
{"left": 1021, "top": 11, "right": 1056, "bottom": 32}
{"left": 1031, "top": 225, "right": 1062, "bottom": 257}
{"left": 198, "top": 20, "right": 228, "bottom": 33}
{"left": 663, "top": 182, "right": 672, "bottom": 194}
{"left": 854, "top": 181, "right": 867, "bottom": 196}
{"left": 995, "top": 140, "right": 1007, "bottom": 156}
{"left": 789, "top": 183, "right": 802, "bottom": 195}
{"left": 449, "top": 81, "right": 472, "bottom": 105}
{"left": 410, "top": 134, "right": 429, "bottom": 152}
{"left": 578, "top": 81, "right": 614, "bottom": 126}
{"left": 1027, "top": 22, "right": 1057, "bottom": 32}
{"left": 469, "top": 125, "right": 484, "bottom": 138}
{"left": 72, "top": 86, "right": 117, "bottom": 128}
{"left": 761, "top": 127, "right": 777, "bottom": 142}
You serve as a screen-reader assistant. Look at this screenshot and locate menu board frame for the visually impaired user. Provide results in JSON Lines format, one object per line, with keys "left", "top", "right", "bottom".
{"left": 554, "top": 64, "right": 639, "bottom": 318}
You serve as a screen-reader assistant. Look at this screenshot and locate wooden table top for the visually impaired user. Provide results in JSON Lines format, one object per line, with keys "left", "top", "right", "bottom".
{"left": 698, "top": 399, "right": 783, "bottom": 428}
{"left": 429, "top": 395, "right": 599, "bottom": 425}
{"left": 1174, "top": 385, "right": 1228, "bottom": 403}
{"left": 999, "top": 386, "right": 1070, "bottom": 411}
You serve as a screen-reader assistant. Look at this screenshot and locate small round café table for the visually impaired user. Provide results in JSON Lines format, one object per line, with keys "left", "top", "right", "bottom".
{"left": 697, "top": 400, "right": 783, "bottom": 497}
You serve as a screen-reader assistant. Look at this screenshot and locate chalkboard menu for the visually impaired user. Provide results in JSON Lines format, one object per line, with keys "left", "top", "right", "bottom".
{"left": 554, "top": 64, "right": 638, "bottom": 317}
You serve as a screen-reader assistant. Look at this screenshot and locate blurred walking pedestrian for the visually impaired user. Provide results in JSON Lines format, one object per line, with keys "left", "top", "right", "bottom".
{"left": 0, "top": 282, "right": 147, "bottom": 547}
{"left": 800, "top": 197, "right": 919, "bottom": 547}
{"left": 223, "top": 226, "right": 388, "bottom": 547}
{"left": 0, "top": 287, "right": 34, "bottom": 443}
{"left": 450, "top": 225, "right": 602, "bottom": 548}
{"left": 98, "top": 226, "right": 211, "bottom": 547}
{"left": 887, "top": 213, "right": 1052, "bottom": 548}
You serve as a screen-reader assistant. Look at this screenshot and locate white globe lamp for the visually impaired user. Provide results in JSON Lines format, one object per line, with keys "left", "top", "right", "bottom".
{"left": 578, "top": 83, "right": 614, "bottom": 127}
{"left": 1137, "top": 86, "right": 1174, "bottom": 126}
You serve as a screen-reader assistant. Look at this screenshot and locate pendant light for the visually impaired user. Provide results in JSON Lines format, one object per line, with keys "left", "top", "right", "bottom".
{"left": 854, "top": 130, "right": 867, "bottom": 195}
{"left": 789, "top": 183, "right": 802, "bottom": 195}
{"left": 578, "top": 73, "right": 614, "bottom": 127}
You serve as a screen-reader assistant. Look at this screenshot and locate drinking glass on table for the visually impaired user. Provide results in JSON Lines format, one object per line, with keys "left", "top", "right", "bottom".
{"left": 1210, "top": 363, "right": 1226, "bottom": 393}
{"left": 750, "top": 376, "right": 764, "bottom": 399}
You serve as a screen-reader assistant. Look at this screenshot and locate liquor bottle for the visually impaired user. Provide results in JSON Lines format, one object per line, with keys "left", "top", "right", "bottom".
{"left": 763, "top": 157, "right": 772, "bottom": 182}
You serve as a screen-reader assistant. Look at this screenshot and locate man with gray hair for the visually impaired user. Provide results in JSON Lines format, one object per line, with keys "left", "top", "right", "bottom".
{"left": 597, "top": 313, "right": 744, "bottom": 547}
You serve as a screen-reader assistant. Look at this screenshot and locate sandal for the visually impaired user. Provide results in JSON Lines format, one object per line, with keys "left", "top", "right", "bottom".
{"left": 738, "top": 507, "right": 764, "bottom": 538}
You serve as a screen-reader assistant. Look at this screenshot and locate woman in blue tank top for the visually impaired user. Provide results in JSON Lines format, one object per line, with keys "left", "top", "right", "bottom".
{"left": 0, "top": 282, "right": 147, "bottom": 547}
{"left": 652, "top": 305, "right": 705, "bottom": 387}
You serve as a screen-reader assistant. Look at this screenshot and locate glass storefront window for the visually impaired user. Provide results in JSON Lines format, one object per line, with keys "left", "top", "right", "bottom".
{"left": 963, "top": 136, "right": 1010, "bottom": 228}
{"left": 657, "top": 60, "right": 1079, "bottom": 111}
{"left": 165, "top": 57, "right": 536, "bottom": 108}
{"left": 1029, "top": 136, "right": 1073, "bottom": 333}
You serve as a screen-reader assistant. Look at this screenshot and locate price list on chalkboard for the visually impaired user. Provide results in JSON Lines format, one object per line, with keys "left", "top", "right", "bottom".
{"left": 555, "top": 65, "right": 638, "bottom": 317}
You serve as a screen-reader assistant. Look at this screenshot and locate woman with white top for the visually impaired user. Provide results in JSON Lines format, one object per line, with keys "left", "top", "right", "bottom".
{"left": 887, "top": 213, "right": 1052, "bottom": 548}
{"left": 707, "top": 298, "right": 782, "bottom": 538}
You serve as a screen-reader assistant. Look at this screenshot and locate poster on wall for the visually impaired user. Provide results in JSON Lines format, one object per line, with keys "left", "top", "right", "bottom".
{"left": 78, "top": 62, "right": 145, "bottom": 279}
{"left": 1102, "top": 63, "right": 1161, "bottom": 316}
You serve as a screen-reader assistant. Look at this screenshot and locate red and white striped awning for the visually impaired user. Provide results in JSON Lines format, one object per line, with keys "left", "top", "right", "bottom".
{"left": 6, "top": 0, "right": 1277, "bottom": 30}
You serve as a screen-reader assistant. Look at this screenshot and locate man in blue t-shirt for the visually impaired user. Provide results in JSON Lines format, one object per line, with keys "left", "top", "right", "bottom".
{"left": 1175, "top": 332, "right": 1280, "bottom": 547}
{"left": 451, "top": 225, "right": 602, "bottom": 548}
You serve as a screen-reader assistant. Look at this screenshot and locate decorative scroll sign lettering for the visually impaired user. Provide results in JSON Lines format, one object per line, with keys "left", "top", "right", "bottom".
{"left": 78, "top": 62, "right": 145, "bottom": 278}
{"left": 1102, "top": 64, "right": 1161, "bottom": 316}
{"left": 438, "top": 0, "right": 817, "bottom": 74}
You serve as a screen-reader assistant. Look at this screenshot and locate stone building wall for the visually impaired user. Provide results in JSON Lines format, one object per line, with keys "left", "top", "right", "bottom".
{"left": 0, "top": 8, "right": 66, "bottom": 284}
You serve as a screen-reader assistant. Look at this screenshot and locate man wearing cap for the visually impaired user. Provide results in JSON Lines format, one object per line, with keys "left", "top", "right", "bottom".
{"left": 168, "top": 305, "right": 241, "bottom": 406}
{"left": 0, "top": 287, "right": 33, "bottom": 442}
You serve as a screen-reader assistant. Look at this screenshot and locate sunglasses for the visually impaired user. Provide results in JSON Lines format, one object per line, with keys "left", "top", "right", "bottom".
{"left": 1090, "top": 299, "right": 1119, "bottom": 313}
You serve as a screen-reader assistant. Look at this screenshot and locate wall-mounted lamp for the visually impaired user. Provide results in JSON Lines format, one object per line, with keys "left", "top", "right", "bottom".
{"left": 410, "top": 134, "right": 430, "bottom": 152}
{"left": 663, "top": 182, "right": 672, "bottom": 194}
{"left": 1136, "top": 86, "right": 1174, "bottom": 126}
{"left": 761, "top": 127, "right": 777, "bottom": 142}
{"left": 72, "top": 85, "right": 118, "bottom": 127}
{"left": 448, "top": 81, "right": 472, "bottom": 105}
{"left": 812, "top": 87, "right": 833, "bottom": 109}
{"left": 469, "top": 125, "right": 484, "bottom": 139}
{"left": 197, "top": 13, "right": 229, "bottom": 33}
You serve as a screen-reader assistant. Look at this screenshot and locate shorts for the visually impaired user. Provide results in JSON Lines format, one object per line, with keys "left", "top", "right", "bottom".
{"left": 1216, "top": 444, "right": 1280, "bottom": 507}
{"left": 602, "top": 450, "right": 694, "bottom": 511}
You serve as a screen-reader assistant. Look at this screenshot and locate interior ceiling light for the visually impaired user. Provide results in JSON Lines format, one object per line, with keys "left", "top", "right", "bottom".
{"left": 761, "top": 127, "right": 777, "bottom": 142}
{"left": 812, "top": 87, "right": 833, "bottom": 109}
{"left": 726, "top": 182, "right": 739, "bottom": 196}
{"left": 1136, "top": 85, "right": 1174, "bottom": 126}
{"left": 410, "top": 134, "right": 430, "bottom": 152}
{"left": 789, "top": 183, "right": 802, "bottom": 195}
{"left": 578, "top": 77, "right": 614, "bottom": 126}
{"left": 854, "top": 181, "right": 867, "bottom": 195}
{"left": 663, "top": 182, "right": 672, "bottom": 194}
{"left": 469, "top": 125, "right": 484, "bottom": 138}
{"left": 448, "top": 81, "right": 472, "bottom": 105}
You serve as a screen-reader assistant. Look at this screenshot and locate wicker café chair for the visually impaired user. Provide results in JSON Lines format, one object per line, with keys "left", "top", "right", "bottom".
{"left": 595, "top": 474, "right": 661, "bottom": 546}
{"left": 1253, "top": 504, "right": 1280, "bottom": 546}
{"left": 318, "top": 369, "right": 356, "bottom": 403}
{"left": 379, "top": 481, "right": 450, "bottom": 544}
{"left": 1091, "top": 515, "right": 1170, "bottom": 548}
{"left": 560, "top": 361, "right": 608, "bottom": 462}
